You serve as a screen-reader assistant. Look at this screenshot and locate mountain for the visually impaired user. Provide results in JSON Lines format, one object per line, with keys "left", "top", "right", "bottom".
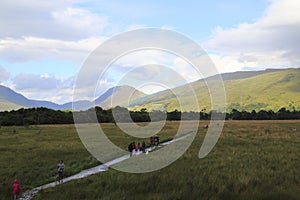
{"left": 60, "top": 100, "right": 93, "bottom": 111}
{"left": 64, "top": 85, "right": 146, "bottom": 111}
{"left": 0, "top": 85, "right": 145, "bottom": 111}
{"left": 0, "top": 101, "right": 23, "bottom": 111}
{"left": 0, "top": 85, "right": 33, "bottom": 108}
{"left": 129, "top": 68, "right": 300, "bottom": 112}
{"left": 1, "top": 68, "right": 299, "bottom": 112}
{"left": 0, "top": 85, "right": 61, "bottom": 111}
{"left": 95, "top": 85, "right": 146, "bottom": 109}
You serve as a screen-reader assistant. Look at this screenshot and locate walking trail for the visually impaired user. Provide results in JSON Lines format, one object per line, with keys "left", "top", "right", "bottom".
{"left": 20, "top": 134, "right": 191, "bottom": 200}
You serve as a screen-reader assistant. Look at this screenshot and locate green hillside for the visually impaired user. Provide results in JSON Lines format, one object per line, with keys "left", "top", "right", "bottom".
{"left": 130, "top": 68, "right": 300, "bottom": 112}
{"left": 1, "top": 68, "right": 299, "bottom": 112}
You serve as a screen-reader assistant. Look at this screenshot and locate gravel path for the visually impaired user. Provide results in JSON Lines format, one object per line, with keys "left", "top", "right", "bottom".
{"left": 20, "top": 134, "right": 191, "bottom": 200}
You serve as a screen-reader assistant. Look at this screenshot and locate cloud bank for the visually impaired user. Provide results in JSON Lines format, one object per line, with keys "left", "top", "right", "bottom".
{"left": 205, "top": 0, "right": 300, "bottom": 72}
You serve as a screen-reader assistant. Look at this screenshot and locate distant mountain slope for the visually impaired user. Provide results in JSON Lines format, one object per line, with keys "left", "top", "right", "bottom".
{"left": 205, "top": 68, "right": 281, "bottom": 81}
{"left": 130, "top": 68, "right": 300, "bottom": 112}
{"left": 0, "top": 85, "right": 32, "bottom": 108}
{"left": 1, "top": 68, "right": 299, "bottom": 112}
{"left": 60, "top": 100, "right": 93, "bottom": 111}
{"left": 0, "top": 85, "right": 64, "bottom": 111}
{"left": 0, "top": 85, "right": 145, "bottom": 111}
{"left": 0, "top": 101, "right": 23, "bottom": 111}
{"left": 69, "top": 85, "right": 146, "bottom": 110}
{"left": 95, "top": 85, "right": 146, "bottom": 108}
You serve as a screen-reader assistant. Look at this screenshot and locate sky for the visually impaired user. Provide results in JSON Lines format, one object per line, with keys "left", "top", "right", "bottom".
{"left": 0, "top": 0, "right": 299, "bottom": 104}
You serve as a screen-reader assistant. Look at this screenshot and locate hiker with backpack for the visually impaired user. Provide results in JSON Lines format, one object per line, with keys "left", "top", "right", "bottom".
{"left": 57, "top": 160, "right": 65, "bottom": 184}
{"left": 142, "top": 141, "right": 146, "bottom": 153}
{"left": 150, "top": 136, "right": 154, "bottom": 146}
{"left": 128, "top": 142, "right": 133, "bottom": 156}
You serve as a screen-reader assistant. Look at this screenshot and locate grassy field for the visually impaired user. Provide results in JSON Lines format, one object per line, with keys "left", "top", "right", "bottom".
{"left": 1, "top": 121, "right": 300, "bottom": 199}
{"left": 0, "top": 125, "right": 99, "bottom": 199}
{"left": 0, "top": 123, "right": 175, "bottom": 199}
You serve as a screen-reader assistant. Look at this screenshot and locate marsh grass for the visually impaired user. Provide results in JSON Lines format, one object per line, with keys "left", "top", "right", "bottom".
{"left": 0, "top": 122, "right": 176, "bottom": 199}
{"left": 0, "top": 125, "right": 100, "bottom": 199}
{"left": 2, "top": 121, "right": 300, "bottom": 199}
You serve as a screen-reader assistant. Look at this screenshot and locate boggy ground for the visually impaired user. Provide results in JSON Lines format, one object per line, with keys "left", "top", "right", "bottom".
{"left": 1, "top": 121, "right": 300, "bottom": 199}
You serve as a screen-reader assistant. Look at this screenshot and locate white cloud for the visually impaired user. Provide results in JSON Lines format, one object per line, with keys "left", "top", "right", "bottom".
{"left": 113, "top": 49, "right": 173, "bottom": 67}
{"left": 172, "top": 57, "right": 202, "bottom": 81}
{"left": 0, "top": 66, "right": 10, "bottom": 83}
{"left": 0, "top": 0, "right": 111, "bottom": 64}
{"left": 204, "top": 0, "right": 300, "bottom": 71}
{"left": 51, "top": 7, "right": 108, "bottom": 39}
{"left": 11, "top": 73, "right": 75, "bottom": 103}
{"left": 0, "top": 0, "right": 108, "bottom": 40}
{"left": 125, "top": 24, "right": 147, "bottom": 31}
{"left": 208, "top": 54, "right": 248, "bottom": 73}
{"left": 0, "top": 36, "right": 108, "bottom": 63}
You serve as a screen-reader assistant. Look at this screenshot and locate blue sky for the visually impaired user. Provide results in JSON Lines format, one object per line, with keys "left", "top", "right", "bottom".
{"left": 0, "top": 0, "right": 299, "bottom": 103}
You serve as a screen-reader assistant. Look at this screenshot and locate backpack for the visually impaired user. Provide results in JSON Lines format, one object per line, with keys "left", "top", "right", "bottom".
{"left": 128, "top": 143, "right": 133, "bottom": 152}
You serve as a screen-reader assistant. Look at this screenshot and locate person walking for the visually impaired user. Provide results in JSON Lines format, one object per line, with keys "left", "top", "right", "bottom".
{"left": 57, "top": 160, "right": 65, "bottom": 184}
{"left": 137, "top": 143, "right": 141, "bottom": 153}
{"left": 150, "top": 136, "right": 154, "bottom": 146}
{"left": 12, "top": 179, "right": 21, "bottom": 200}
{"left": 128, "top": 142, "right": 133, "bottom": 156}
{"left": 154, "top": 135, "right": 159, "bottom": 146}
{"left": 142, "top": 141, "right": 146, "bottom": 153}
{"left": 132, "top": 142, "right": 136, "bottom": 155}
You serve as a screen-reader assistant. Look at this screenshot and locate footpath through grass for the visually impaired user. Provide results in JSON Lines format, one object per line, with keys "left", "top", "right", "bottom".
{"left": 0, "top": 124, "right": 99, "bottom": 199}
{"left": 1, "top": 121, "right": 300, "bottom": 199}
{"left": 0, "top": 123, "right": 175, "bottom": 199}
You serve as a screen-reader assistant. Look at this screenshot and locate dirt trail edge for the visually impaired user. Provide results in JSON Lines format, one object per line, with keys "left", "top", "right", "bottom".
{"left": 20, "top": 133, "right": 192, "bottom": 200}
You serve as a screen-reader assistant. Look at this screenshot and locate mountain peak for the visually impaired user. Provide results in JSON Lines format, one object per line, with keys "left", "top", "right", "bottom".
{"left": 95, "top": 85, "right": 146, "bottom": 108}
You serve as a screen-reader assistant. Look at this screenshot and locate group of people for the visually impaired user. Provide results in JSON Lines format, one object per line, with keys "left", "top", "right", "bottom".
{"left": 128, "top": 135, "right": 160, "bottom": 156}
{"left": 128, "top": 141, "right": 146, "bottom": 156}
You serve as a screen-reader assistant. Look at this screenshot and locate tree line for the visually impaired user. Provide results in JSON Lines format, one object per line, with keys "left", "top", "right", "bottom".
{"left": 0, "top": 107, "right": 299, "bottom": 126}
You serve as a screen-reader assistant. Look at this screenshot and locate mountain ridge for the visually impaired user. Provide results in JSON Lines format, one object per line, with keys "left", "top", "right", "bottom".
{"left": 0, "top": 85, "right": 146, "bottom": 111}
{"left": 0, "top": 68, "right": 299, "bottom": 112}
